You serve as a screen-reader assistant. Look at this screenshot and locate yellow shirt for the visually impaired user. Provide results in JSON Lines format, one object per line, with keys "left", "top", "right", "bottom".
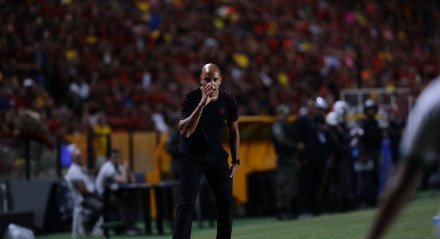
{"left": 93, "top": 123, "right": 111, "bottom": 158}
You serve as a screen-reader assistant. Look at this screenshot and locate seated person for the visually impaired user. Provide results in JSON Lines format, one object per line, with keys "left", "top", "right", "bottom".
{"left": 65, "top": 146, "right": 103, "bottom": 236}
{"left": 95, "top": 149, "right": 138, "bottom": 234}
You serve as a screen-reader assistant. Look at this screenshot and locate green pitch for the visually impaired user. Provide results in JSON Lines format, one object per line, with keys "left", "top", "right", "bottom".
{"left": 39, "top": 190, "right": 439, "bottom": 239}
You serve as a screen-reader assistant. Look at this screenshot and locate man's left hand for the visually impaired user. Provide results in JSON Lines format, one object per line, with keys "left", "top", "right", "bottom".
{"left": 229, "top": 159, "right": 240, "bottom": 180}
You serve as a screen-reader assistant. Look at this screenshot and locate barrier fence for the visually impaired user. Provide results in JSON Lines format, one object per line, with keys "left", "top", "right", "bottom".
{"left": 0, "top": 116, "right": 282, "bottom": 205}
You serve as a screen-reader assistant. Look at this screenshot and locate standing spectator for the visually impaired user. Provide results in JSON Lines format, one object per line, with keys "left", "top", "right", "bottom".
{"left": 271, "top": 104, "right": 300, "bottom": 220}
{"left": 69, "top": 78, "right": 90, "bottom": 102}
{"left": 69, "top": 77, "right": 90, "bottom": 117}
{"left": 92, "top": 112, "right": 112, "bottom": 166}
{"left": 17, "top": 106, "right": 53, "bottom": 178}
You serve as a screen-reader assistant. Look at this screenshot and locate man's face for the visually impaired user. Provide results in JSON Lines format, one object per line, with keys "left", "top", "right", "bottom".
{"left": 365, "top": 108, "right": 377, "bottom": 118}
{"left": 73, "top": 149, "right": 84, "bottom": 166}
{"left": 200, "top": 69, "right": 222, "bottom": 92}
{"left": 306, "top": 100, "right": 316, "bottom": 116}
{"left": 110, "top": 152, "right": 122, "bottom": 164}
{"left": 315, "top": 108, "right": 327, "bottom": 118}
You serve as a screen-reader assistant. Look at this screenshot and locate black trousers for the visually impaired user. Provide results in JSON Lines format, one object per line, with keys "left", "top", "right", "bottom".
{"left": 173, "top": 154, "right": 233, "bottom": 239}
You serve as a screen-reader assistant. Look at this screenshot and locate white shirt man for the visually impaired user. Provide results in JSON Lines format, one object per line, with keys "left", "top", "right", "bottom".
{"left": 95, "top": 161, "right": 118, "bottom": 195}
{"left": 65, "top": 146, "right": 104, "bottom": 237}
{"left": 95, "top": 149, "right": 129, "bottom": 195}
{"left": 65, "top": 148, "right": 95, "bottom": 205}
{"left": 69, "top": 79, "right": 90, "bottom": 100}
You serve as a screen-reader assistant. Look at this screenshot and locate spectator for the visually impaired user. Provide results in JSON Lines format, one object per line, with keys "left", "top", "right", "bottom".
{"left": 91, "top": 112, "right": 112, "bottom": 166}
{"left": 95, "top": 149, "right": 138, "bottom": 235}
{"left": 69, "top": 77, "right": 90, "bottom": 117}
{"left": 2, "top": 1, "right": 440, "bottom": 191}
{"left": 1, "top": 0, "right": 439, "bottom": 134}
{"left": 64, "top": 145, "right": 102, "bottom": 237}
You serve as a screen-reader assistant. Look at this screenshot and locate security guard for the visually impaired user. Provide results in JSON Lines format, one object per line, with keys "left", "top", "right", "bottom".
{"left": 271, "top": 104, "right": 300, "bottom": 220}
{"left": 358, "top": 99, "right": 383, "bottom": 206}
{"left": 295, "top": 97, "right": 331, "bottom": 216}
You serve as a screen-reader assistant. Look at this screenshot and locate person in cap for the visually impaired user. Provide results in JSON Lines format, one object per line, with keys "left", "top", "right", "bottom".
{"left": 358, "top": 99, "right": 384, "bottom": 206}
{"left": 294, "top": 97, "right": 331, "bottom": 216}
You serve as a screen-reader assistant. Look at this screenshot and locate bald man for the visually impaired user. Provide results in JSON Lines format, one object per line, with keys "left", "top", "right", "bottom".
{"left": 174, "top": 63, "right": 240, "bottom": 239}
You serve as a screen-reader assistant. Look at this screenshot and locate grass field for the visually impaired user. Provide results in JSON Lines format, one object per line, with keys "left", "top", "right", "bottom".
{"left": 39, "top": 190, "right": 440, "bottom": 239}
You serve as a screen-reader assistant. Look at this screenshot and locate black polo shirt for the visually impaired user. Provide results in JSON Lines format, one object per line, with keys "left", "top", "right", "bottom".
{"left": 179, "top": 88, "right": 238, "bottom": 162}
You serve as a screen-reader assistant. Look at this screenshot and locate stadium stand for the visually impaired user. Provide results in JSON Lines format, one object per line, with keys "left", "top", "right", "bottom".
{"left": 1, "top": 0, "right": 440, "bottom": 235}
{"left": 1, "top": 0, "right": 439, "bottom": 134}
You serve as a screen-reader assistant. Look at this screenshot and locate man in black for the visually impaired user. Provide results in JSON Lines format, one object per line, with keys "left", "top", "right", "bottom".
{"left": 173, "top": 63, "right": 240, "bottom": 239}
{"left": 271, "top": 104, "right": 300, "bottom": 220}
{"left": 359, "top": 99, "right": 383, "bottom": 206}
{"left": 295, "top": 97, "right": 331, "bottom": 216}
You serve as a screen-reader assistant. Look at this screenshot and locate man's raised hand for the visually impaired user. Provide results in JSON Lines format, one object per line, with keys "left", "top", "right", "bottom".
{"left": 200, "top": 83, "right": 217, "bottom": 106}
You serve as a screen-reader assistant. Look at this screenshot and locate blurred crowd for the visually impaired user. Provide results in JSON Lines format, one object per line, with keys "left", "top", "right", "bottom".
{"left": 0, "top": 0, "right": 439, "bottom": 138}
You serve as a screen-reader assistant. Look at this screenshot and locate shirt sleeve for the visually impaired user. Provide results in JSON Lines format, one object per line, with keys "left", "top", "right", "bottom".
{"left": 227, "top": 94, "right": 239, "bottom": 123}
{"left": 399, "top": 80, "right": 440, "bottom": 167}
{"left": 180, "top": 93, "right": 191, "bottom": 120}
{"left": 400, "top": 104, "right": 440, "bottom": 167}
